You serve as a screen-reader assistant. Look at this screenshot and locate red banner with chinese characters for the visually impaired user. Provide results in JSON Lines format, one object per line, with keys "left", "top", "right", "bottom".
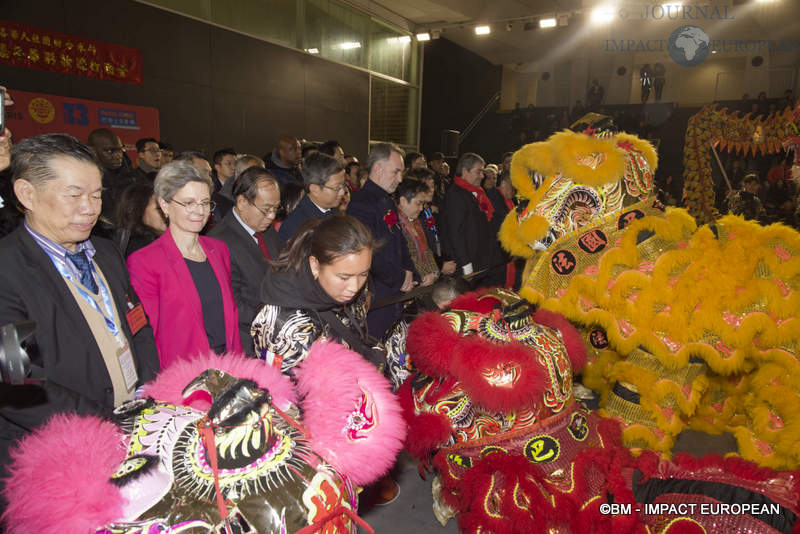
{"left": 0, "top": 21, "right": 142, "bottom": 84}
{"left": 6, "top": 89, "right": 159, "bottom": 160}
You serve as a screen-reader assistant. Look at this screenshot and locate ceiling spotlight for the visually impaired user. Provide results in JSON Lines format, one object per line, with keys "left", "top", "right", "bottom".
{"left": 539, "top": 18, "right": 557, "bottom": 28}
{"left": 416, "top": 32, "right": 431, "bottom": 41}
{"left": 305, "top": 48, "right": 319, "bottom": 54}
{"left": 475, "top": 25, "right": 491, "bottom": 35}
{"left": 505, "top": 23, "right": 513, "bottom": 31}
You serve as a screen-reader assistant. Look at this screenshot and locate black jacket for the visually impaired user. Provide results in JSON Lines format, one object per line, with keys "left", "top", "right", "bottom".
{"left": 265, "top": 152, "right": 303, "bottom": 189}
{"left": 208, "top": 211, "right": 281, "bottom": 355}
{"left": 278, "top": 194, "right": 334, "bottom": 244}
{"left": 348, "top": 180, "right": 417, "bottom": 336}
{"left": 0, "top": 227, "right": 160, "bottom": 461}
{"left": 440, "top": 183, "right": 506, "bottom": 285}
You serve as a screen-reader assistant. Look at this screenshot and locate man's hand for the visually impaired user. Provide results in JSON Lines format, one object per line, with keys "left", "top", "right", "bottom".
{"left": 0, "top": 128, "right": 12, "bottom": 172}
{"left": 421, "top": 273, "right": 436, "bottom": 286}
{"left": 441, "top": 260, "right": 456, "bottom": 275}
{"left": 0, "top": 86, "right": 14, "bottom": 172}
{"left": 400, "top": 270, "right": 416, "bottom": 292}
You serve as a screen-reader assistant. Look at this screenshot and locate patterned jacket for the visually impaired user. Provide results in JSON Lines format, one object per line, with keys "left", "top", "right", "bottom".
{"left": 251, "top": 290, "right": 371, "bottom": 376}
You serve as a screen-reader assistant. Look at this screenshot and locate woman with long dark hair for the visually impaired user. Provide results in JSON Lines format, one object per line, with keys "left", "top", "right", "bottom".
{"left": 115, "top": 182, "right": 167, "bottom": 256}
{"left": 252, "top": 213, "right": 382, "bottom": 375}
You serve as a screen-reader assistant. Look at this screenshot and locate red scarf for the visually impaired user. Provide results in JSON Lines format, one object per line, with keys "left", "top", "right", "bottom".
{"left": 454, "top": 177, "right": 494, "bottom": 221}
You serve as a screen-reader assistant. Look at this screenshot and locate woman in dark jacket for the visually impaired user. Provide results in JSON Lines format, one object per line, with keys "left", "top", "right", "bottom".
{"left": 252, "top": 213, "right": 382, "bottom": 377}
{"left": 115, "top": 182, "right": 167, "bottom": 256}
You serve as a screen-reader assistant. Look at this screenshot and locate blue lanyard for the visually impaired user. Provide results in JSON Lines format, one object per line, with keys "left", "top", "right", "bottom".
{"left": 50, "top": 255, "right": 121, "bottom": 341}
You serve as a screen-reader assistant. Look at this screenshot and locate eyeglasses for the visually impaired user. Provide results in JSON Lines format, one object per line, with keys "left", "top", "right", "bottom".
{"left": 323, "top": 183, "right": 348, "bottom": 193}
{"left": 249, "top": 201, "right": 282, "bottom": 217}
{"left": 170, "top": 199, "right": 216, "bottom": 212}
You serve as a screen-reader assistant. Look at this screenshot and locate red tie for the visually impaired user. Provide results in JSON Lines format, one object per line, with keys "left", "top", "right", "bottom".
{"left": 254, "top": 232, "right": 270, "bottom": 259}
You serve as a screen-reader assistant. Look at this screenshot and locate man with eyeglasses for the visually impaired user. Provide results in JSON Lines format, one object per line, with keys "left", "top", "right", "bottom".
{"left": 87, "top": 128, "right": 137, "bottom": 222}
{"left": 132, "top": 138, "right": 162, "bottom": 183}
{"left": 0, "top": 134, "right": 160, "bottom": 486}
{"left": 208, "top": 167, "right": 281, "bottom": 355}
{"left": 277, "top": 152, "right": 345, "bottom": 244}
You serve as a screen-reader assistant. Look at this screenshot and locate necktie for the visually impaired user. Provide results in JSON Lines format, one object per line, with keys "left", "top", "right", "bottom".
{"left": 66, "top": 250, "right": 99, "bottom": 294}
{"left": 254, "top": 232, "right": 270, "bottom": 259}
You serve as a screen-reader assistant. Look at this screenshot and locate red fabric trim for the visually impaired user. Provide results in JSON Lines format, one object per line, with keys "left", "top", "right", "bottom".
{"left": 454, "top": 176, "right": 494, "bottom": 221}
{"left": 199, "top": 420, "right": 230, "bottom": 522}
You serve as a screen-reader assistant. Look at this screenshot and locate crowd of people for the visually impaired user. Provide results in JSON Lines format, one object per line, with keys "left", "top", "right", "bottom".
{"left": 1, "top": 75, "right": 796, "bottom": 519}
{"left": 0, "top": 82, "right": 521, "bottom": 507}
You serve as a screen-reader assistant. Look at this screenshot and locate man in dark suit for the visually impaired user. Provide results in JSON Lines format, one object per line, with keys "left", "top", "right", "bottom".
{"left": 0, "top": 134, "right": 160, "bottom": 474}
{"left": 277, "top": 152, "right": 345, "bottom": 244}
{"left": 440, "top": 152, "right": 507, "bottom": 288}
{"left": 348, "top": 142, "right": 419, "bottom": 337}
{"left": 87, "top": 128, "right": 137, "bottom": 223}
{"left": 208, "top": 167, "right": 281, "bottom": 355}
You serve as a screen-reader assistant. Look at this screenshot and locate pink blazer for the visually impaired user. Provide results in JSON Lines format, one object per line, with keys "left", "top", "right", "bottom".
{"left": 127, "top": 231, "right": 243, "bottom": 368}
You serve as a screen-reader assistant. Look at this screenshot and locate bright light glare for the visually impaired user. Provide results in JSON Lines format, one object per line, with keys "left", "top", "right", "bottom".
{"left": 339, "top": 42, "right": 361, "bottom": 50}
{"left": 398, "top": 35, "right": 411, "bottom": 44}
{"left": 539, "top": 18, "right": 557, "bottom": 28}
{"left": 475, "top": 25, "right": 491, "bottom": 35}
{"left": 416, "top": 32, "right": 431, "bottom": 41}
{"left": 305, "top": 48, "right": 319, "bottom": 54}
{"left": 591, "top": 6, "right": 615, "bottom": 24}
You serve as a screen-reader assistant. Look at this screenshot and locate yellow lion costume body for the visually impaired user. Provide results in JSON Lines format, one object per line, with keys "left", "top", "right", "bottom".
{"left": 500, "top": 119, "right": 800, "bottom": 470}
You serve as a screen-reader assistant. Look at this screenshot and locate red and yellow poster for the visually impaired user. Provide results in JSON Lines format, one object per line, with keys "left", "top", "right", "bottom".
{"left": 6, "top": 89, "right": 160, "bottom": 159}
{"left": 0, "top": 21, "right": 142, "bottom": 84}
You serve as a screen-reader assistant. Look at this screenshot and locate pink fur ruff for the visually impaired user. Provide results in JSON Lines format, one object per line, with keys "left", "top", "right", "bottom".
{"left": 141, "top": 351, "right": 297, "bottom": 411}
{"left": 2, "top": 413, "right": 126, "bottom": 534}
{"left": 531, "top": 308, "right": 587, "bottom": 371}
{"left": 295, "top": 340, "right": 407, "bottom": 487}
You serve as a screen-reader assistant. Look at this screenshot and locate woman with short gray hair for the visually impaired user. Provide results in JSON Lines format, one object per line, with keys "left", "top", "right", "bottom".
{"left": 127, "top": 160, "right": 243, "bottom": 368}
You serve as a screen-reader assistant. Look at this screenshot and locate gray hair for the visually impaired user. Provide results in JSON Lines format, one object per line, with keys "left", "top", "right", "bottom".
{"left": 303, "top": 152, "right": 343, "bottom": 192}
{"left": 367, "top": 142, "right": 405, "bottom": 176}
{"left": 153, "top": 160, "right": 213, "bottom": 202}
{"left": 234, "top": 154, "right": 265, "bottom": 180}
{"left": 455, "top": 152, "right": 485, "bottom": 176}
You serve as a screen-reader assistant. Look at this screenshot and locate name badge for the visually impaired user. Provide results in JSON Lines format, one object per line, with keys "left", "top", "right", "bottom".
{"left": 117, "top": 344, "right": 139, "bottom": 392}
{"left": 126, "top": 303, "right": 147, "bottom": 335}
